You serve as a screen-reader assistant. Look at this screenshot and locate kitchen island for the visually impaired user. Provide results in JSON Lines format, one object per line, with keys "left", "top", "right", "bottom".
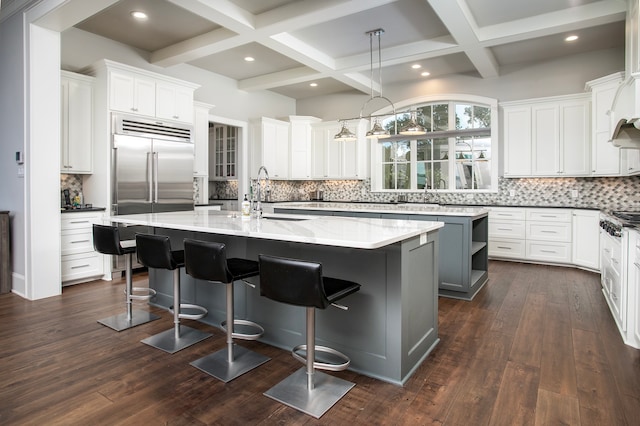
{"left": 274, "top": 202, "right": 489, "bottom": 300}
{"left": 107, "top": 210, "right": 443, "bottom": 385}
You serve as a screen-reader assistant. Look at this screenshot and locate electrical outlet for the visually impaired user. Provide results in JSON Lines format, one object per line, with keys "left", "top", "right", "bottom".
{"left": 571, "top": 190, "right": 579, "bottom": 198}
{"left": 509, "top": 190, "right": 516, "bottom": 197}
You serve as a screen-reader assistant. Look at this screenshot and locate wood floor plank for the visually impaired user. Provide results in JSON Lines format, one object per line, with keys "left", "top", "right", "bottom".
{"left": 534, "top": 388, "right": 581, "bottom": 426}
{"left": 539, "top": 301, "right": 577, "bottom": 396}
{"left": 0, "top": 262, "right": 638, "bottom": 425}
{"left": 489, "top": 361, "right": 540, "bottom": 426}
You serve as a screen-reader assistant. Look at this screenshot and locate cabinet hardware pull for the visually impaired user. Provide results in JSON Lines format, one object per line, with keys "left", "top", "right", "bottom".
{"left": 540, "top": 230, "right": 557, "bottom": 233}
{"left": 497, "top": 228, "right": 512, "bottom": 231}
{"left": 497, "top": 246, "right": 511, "bottom": 250}
{"left": 541, "top": 250, "right": 556, "bottom": 253}
{"left": 71, "top": 240, "right": 90, "bottom": 244}
{"left": 71, "top": 264, "right": 90, "bottom": 269}
{"left": 69, "top": 220, "right": 90, "bottom": 224}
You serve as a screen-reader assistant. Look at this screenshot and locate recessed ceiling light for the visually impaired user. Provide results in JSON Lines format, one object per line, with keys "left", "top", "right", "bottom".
{"left": 310, "top": 83, "right": 318, "bottom": 87}
{"left": 411, "top": 64, "right": 421, "bottom": 69}
{"left": 131, "top": 11, "right": 148, "bottom": 20}
{"left": 565, "top": 35, "right": 578, "bottom": 42}
{"left": 244, "top": 56, "right": 255, "bottom": 62}
{"left": 421, "top": 71, "right": 430, "bottom": 77}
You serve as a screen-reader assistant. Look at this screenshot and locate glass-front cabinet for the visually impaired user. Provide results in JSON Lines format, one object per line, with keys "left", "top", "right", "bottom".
{"left": 209, "top": 124, "right": 237, "bottom": 179}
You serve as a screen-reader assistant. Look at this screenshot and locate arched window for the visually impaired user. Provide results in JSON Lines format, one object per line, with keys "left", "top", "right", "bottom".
{"left": 370, "top": 95, "right": 498, "bottom": 193}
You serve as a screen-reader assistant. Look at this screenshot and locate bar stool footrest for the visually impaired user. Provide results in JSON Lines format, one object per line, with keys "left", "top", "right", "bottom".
{"left": 292, "top": 344, "right": 350, "bottom": 372}
{"left": 129, "top": 287, "right": 157, "bottom": 301}
{"left": 169, "top": 303, "right": 208, "bottom": 320}
{"left": 221, "top": 319, "right": 264, "bottom": 341}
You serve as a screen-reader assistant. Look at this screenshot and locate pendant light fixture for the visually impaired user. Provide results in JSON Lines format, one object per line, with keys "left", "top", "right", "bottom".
{"left": 335, "top": 28, "right": 397, "bottom": 141}
{"left": 399, "top": 110, "right": 427, "bottom": 135}
{"left": 334, "top": 121, "right": 357, "bottom": 141}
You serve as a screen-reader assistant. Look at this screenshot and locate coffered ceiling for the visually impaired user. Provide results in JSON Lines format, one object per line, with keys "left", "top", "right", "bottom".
{"left": 69, "top": 0, "right": 627, "bottom": 99}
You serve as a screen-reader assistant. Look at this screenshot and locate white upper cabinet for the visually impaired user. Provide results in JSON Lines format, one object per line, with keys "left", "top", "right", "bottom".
{"left": 502, "top": 94, "right": 590, "bottom": 177}
{"left": 109, "top": 70, "right": 156, "bottom": 117}
{"left": 289, "top": 116, "right": 321, "bottom": 179}
{"left": 586, "top": 73, "right": 624, "bottom": 176}
{"left": 193, "top": 102, "right": 213, "bottom": 177}
{"left": 250, "top": 117, "right": 290, "bottom": 179}
{"left": 156, "top": 82, "right": 194, "bottom": 123}
{"left": 60, "top": 70, "right": 94, "bottom": 174}
{"left": 310, "top": 120, "right": 367, "bottom": 180}
{"left": 502, "top": 106, "right": 532, "bottom": 177}
{"left": 93, "top": 60, "right": 199, "bottom": 124}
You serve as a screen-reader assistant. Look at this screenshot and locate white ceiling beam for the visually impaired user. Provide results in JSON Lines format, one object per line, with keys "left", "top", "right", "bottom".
{"left": 31, "top": 0, "right": 119, "bottom": 32}
{"left": 166, "top": 0, "right": 255, "bottom": 33}
{"left": 477, "top": 1, "right": 627, "bottom": 46}
{"left": 238, "top": 67, "right": 323, "bottom": 91}
{"left": 427, "top": 0, "right": 499, "bottom": 78}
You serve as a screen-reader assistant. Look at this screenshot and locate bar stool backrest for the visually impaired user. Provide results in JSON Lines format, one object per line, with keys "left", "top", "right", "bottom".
{"left": 93, "top": 224, "right": 126, "bottom": 256}
{"left": 259, "top": 254, "right": 329, "bottom": 309}
{"left": 136, "top": 233, "right": 179, "bottom": 270}
{"left": 183, "top": 239, "right": 232, "bottom": 283}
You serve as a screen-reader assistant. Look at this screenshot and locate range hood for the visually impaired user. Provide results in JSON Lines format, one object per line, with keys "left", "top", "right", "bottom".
{"left": 610, "top": 73, "right": 640, "bottom": 149}
{"left": 610, "top": 118, "right": 640, "bottom": 148}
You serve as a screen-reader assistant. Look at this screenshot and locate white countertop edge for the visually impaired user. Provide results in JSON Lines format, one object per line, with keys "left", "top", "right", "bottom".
{"left": 106, "top": 211, "right": 444, "bottom": 250}
{"left": 273, "top": 202, "right": 489, "bottom": 218}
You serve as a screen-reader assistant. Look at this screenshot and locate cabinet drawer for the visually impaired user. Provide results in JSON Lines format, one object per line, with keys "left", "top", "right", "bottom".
{"left": 61, "top": 230, "right": 94, "bottom": 256}
{"left": 61, "top": 213, "right": 102, "bottom": 230}
{"left": 61, "top": 252, "right": 103, "bottom": 282}
{"left": 526, "top": 222, "right": 571, "bottom": 242}
{"left": 489, "top": 208, "right": 526, "bottom": 221}
{"left": 489, "top": 238, "right": 525, "bottom": 258}
{"left": 526, "top": 209, "right": 572, "bottom": 222}
{"left": 526, "top": 241, "right": 572, "bottom": 263}
{"left": 489, "top": 221, "right": 525, "bottom": 239}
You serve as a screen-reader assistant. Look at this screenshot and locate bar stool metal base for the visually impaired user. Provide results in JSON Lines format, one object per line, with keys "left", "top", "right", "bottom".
{"left": 190, "top": 344, "right": 270, "bottom": 383}
{"left": 141, "top": 325, "right": 211, "bottom": 354}
{"left": 264, "top": 368, "right": 355, "bottom": 419}
{"left": 98, "top": 310, "right": 160, "bottom": 332}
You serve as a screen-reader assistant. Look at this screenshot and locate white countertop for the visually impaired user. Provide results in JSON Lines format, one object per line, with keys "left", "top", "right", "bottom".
{"left": 273, "top": 202, "right": 489, "bottom": 218}
{"left": 107, "top": 210, "right": 444, "bottom": 249}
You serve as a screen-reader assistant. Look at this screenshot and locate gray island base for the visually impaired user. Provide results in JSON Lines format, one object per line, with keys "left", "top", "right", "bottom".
{"left": 107, "top": 211, "right": 442, "bottom": 385}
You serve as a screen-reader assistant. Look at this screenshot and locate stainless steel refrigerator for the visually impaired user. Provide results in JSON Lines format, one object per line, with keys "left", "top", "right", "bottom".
{"left": 112, "top": 114, "right": 194, "bottom": 215}
{"left": 110, "top": 114, "right": 194, "bottom": 272}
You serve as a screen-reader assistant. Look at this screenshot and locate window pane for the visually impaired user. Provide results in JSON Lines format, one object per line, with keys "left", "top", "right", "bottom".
{"left": 417, "top": 162, "right": 430, "bottom": 190}
{"left": 456, "top": 104, "right": 471, "bottom": 129}
{"left": 434, "top": 138, "right": 448, "bottom": 161}
{"left": 433, "top": 104, "right": 448, "bottom": 131}
{"left": 397, "top": 163, "right": 410, "bottom": 189}
{"left": 383, "top": 164, "right": 395, "bottom": 189}
{"left": 434, "top": 162, "right": 449, "bottom": 190}
{"left": 416, "top": 139, "right": 431, "bottom": 161}
{"left": 474, "top": 105, "right": 491, "bottom": 128}
{"left": 418, "top": 105, "right": 432, "bottom": 132}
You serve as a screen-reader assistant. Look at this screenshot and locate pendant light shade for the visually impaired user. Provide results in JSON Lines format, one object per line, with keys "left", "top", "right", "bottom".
{"left": 366, "top": 120, "right": 390, "bottom": 139}
{"left": 334, "top": 122, "right": 357, "bottom": 141}
{"left": 399, "top": 110, "right": 427, "bottom": 135}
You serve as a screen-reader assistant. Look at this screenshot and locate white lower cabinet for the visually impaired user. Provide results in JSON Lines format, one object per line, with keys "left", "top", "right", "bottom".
{"left": 489, "top": 207, "right": 599, "bottom": 271}
{"left": 630, "top": 230, "right": 640, "bottom": 348}
{"left": 61, "top": 211, "right": 104, "bottom": 285}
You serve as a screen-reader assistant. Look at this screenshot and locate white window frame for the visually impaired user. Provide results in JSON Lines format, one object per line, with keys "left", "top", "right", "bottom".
{"left": 370, "top": 94, "right": 499, "bottom": 193}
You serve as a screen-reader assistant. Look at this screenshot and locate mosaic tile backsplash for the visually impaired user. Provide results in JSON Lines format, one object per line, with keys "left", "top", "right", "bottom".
{"left": 64, "top": 173, "right": 640, "bottom": 212}
{"left": 210, "top": 176, "right": 640, "bottom": 211}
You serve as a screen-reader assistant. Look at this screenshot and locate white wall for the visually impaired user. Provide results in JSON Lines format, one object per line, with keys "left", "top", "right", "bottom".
{"left": 0, "top": 11, "right": 26, "bottom": 294}
{"left": 296, "top": 47, "right": 625, "bottom": 120}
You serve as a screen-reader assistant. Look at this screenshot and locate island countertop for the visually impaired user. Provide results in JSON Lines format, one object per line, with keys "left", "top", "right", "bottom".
{"left": 106, "top": 210, "right": 444, "bottom": 250}
{"left": 273, "top": 202, "right": 489, "bottom": 218}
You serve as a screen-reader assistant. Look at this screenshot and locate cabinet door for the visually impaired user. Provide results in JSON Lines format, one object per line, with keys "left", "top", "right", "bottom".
{"left": 532, "top": 103, "right": 560, "bottom": 175}
{"left": 290, "top": 120, "right": 312, "bottom": 179}
{"left": 326, "top": 138, "right": 343, "bottom": 178}
{"left": 343, "top": 137, "right": 359, "bottom": 178}
{"left": 109, "top": 71, "right": 135, "bottom": 113}
{"left": 560, "top": 101, "right": 590, "bottom": 175}
{"left": 156, "top": 83, "right": 193, "bottom": 122}
{"left": 260, "top": 120, "right": 289, "bottom": 179}
{"left": 626, "top": 149, "right": 640, "bottom": 175}
{"left": 503, "top": 106, "right": 532, "bottom": 176}
{"left": 311, "top": 125, "right": 329, "bottom": 179}
{"left": 61, "top": 75, "right": 93, "bottom": 174}
{"left": 134, "top": 77, "right": 156, "bottom": 117}
{"left": 572, "top": 209, "right": 600, "bottom": 270}
{"left": 592, "top": 84, "right": 620, "bottom": 175}
{"left": 193, "top": 104, "right": 210, "bottom": 176}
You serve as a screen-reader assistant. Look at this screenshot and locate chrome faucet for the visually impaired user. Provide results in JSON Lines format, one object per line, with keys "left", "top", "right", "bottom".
{"left": 255, "top": 166, "right": 270, "bottom": 217}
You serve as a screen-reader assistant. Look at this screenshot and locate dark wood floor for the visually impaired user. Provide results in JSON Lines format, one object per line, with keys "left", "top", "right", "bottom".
{"left": 1, "top": 261, "right": 639, "bottom": 425}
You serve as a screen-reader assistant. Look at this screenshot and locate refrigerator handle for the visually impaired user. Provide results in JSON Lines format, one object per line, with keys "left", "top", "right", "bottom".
{"left": 147, "top": 152, "right": 153, "bottom": 203}
{"left": 153, "top": 152, "right": 159, "bottom": 203}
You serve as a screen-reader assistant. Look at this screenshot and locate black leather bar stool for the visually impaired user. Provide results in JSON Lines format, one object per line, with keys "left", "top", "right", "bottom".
{"left": 135, "top": 233, "right": 211, "bottom": 353}
{"left": 93, "top": 224, "right": 160, "bottom": 331}
{"left": 258, "top": 254, "right": 361, "bottom": 419}
{"left": 184, "top": 239, "right": 270, "bottom": 382}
